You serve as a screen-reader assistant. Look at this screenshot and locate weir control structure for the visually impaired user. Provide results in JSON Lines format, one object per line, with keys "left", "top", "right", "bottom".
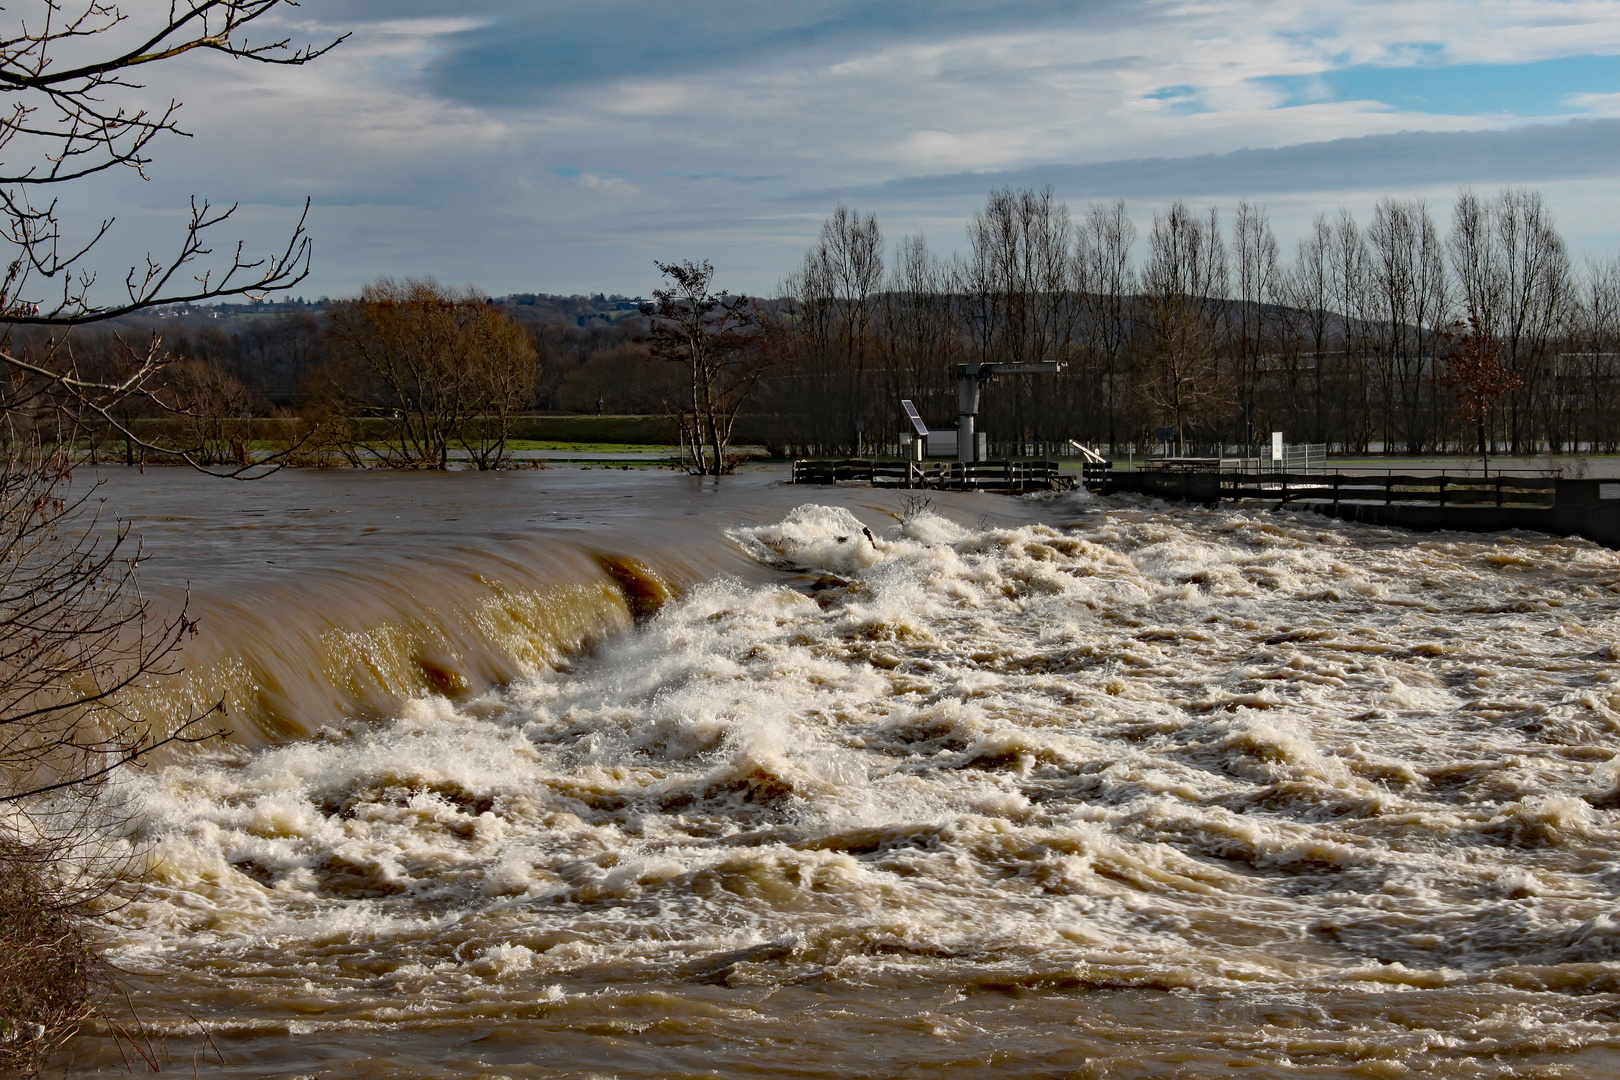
{"left": 951, "top": 362, "right": 1062, "bottom": 462}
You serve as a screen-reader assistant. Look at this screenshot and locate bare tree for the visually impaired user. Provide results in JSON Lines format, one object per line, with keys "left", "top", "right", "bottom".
{"left": 1448, "top": 188, "right": 1572, "bottom": 452}
{"left": 0, "top": 449, "right": 220, "bottom": 807}
{"left": 778, "top": 207, "right": 883, "bottom": 453}
{"left": 1139, "top": 201, "right": 1228, "bottom": 454}
{"left": 959, "top": 187, "right": 1080, "bottom": 445}
{"left": 816, "top": 205, "right": 884, "bottom": 372}
{"left": 1284, "top": 214, "right": 1335, "bottom": 444}
{"left": 0, "top": 4, "right": 336, "bottom": 1067}
{"left": 1330, "top": 210, "right": 1373, "bottom": 452}
{"left": 642, "top": 260, "right": 768, "bottom": 474}
{"left": 161, "top": 357, "right": 259, "bottom": 466}
{"left": 1575, "top": 255, "right": 1620, "bottom": 452}
{"left": 328, "top": 279, "right": 537, "bottom": 470}
{"left": 1232, "top": 200, "right": 1278, "bottom": 447}
{"left": 1078, "top": 199, "right": 1136, "bottom": 452}
{"left": 1368, "top": 198, "right": 1447, "bottom": 453}
{"left": 878, "top": 234, "right": 957, "bottom": 437}
{"left": 0, "top": 1, "right": 341, "bottom": 472}
{"left": 456, "top": 306, "right": 540, "bottom": 469}
{"left": 0, "top": 438, "right": 226, "bottom": 1066}
{"left": 745, "top": 184, "right": 1603, "bottom": 463}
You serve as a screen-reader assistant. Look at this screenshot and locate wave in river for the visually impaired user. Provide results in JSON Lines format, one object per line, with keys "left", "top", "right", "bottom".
{"left": 79, "top": 495, "right": 1620, "bottom": 1077}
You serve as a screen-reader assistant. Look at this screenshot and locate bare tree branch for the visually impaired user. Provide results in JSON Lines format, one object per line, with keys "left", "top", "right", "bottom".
{"left": 0, "top": 2, "right": 339, "bottom": 475}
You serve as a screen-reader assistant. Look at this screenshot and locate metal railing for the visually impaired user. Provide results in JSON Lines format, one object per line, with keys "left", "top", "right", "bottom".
{"left": 792, "top": 458, "right": 1068, "bottom": 492}
{"left": 1220, "top": 443, "right": 1329, "bottom": 474}
{"left": 1220, "top": 471, "right": 1558, "bottom": 508}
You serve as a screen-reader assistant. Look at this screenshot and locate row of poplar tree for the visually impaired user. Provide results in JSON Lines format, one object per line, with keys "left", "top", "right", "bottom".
{"left": 761, "top": 186, "right": 1616, "bottom": 458}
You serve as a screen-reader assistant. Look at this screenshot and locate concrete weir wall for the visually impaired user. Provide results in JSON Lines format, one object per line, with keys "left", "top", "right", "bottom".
{"left": 1551, "top": 481, "right": 1620, "bottom": 549}
{"left": 1105, "top": 471, "right": 1223, "bottom": 504}
{"left": 1104, "top": 472, "right": 1620, "bottom": 551}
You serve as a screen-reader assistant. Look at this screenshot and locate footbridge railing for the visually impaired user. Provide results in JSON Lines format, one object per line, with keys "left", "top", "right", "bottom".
{"left": 1218, "top": 472, "right": 1558, "bottom": 508}
{"left": 792, "top": 459, "right": 1070, "bottom": 493}
{"left": 1096, "top": 468, "right": 1619, "bottom": 549}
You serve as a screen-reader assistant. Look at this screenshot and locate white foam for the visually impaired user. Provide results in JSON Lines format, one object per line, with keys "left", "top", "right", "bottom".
{"left": 96, "top": 499, "right": 1620, "bottom": 1008}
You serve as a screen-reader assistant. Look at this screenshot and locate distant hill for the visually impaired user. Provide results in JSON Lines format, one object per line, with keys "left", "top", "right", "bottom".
{"left": 126, "top": 293, "right": 650, "bottom": 336}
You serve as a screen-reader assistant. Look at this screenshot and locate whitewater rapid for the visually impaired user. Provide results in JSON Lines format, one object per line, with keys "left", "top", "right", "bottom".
{"left": 57, "top": 474, "right": 1620, "bottom": 1077}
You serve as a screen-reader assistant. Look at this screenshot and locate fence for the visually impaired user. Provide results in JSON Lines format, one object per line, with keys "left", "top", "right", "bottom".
{"left": 792, "top": 458, "right": 1068, "bottom": 492}
{"left": 1219, "top": 443, "right": 1328, "bottom": 474}
{"left": 1218, "top": 472, "right": 1558, "bottom": 508}
{"left": 1096, "top": 468, "right": 1620, "bottom": 549}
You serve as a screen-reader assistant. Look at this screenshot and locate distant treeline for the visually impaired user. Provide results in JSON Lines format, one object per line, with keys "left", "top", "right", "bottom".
{"left": 19, "top": 183, "right": 1620, "bottom": 462}
{"left": 764, "top": 188, "right": 1620, "bottom": 458}
{"left": 69, "top": 291, "right": 668, "bottom": 418}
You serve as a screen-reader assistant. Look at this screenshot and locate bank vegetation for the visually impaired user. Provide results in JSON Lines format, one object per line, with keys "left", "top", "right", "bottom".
{"left": 21, "top": 185, "right": 1618, "bottom": 472}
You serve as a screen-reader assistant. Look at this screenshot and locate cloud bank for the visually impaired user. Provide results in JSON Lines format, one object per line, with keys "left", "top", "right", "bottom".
{"left": 829, "top": 120, "right": 1620, "bottom": 203}
{"left": 38, "top": 1, "right": 1620, "bottom": 297}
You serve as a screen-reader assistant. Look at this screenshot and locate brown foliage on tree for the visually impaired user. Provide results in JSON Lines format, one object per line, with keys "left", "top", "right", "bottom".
{"left": 1440, "top": 316, "right": 1522, "bottom": 473}
{"left": 328, "top": 280, "right": 538, "bottom": 469}
{"left": 161, "top": 359, "right": 259, "bottom": 467}
{"left": 0, "top": 841, "right": 96, "bottom": 1071}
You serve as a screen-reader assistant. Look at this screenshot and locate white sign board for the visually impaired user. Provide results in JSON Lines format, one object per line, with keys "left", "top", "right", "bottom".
{"left": 1601, "top": 483, "right": 1620, "bottom": 500}
{"left": 1272, "top": 431, "right": 1284, "bottom": 462}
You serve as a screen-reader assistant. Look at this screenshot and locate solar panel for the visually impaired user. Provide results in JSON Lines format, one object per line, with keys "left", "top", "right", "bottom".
{"left": 901, "top": 399, "right": 929, "bottom": 436}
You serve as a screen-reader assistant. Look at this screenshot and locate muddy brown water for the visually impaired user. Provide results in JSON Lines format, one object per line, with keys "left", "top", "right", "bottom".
{"left": 34, "top": 465, "right": 1620, "bottom": 1078}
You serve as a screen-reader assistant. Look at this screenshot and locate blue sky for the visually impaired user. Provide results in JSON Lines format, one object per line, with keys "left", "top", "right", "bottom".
{"left": 61, "top": 1, "right": 1620, "bottom": 298}
{"left": 1255, "top": 53, "right": 1620, "bottom": 115}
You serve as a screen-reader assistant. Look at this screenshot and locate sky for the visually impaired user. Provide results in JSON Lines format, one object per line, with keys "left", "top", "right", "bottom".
{"left": 55, "top": 0, "right": 1620, "bottom": 300}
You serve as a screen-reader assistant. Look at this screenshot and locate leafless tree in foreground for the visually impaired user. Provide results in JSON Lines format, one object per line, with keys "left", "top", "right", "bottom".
{"left": 0, "top": 2, "right": 337, "bottom": 1066}
{"left": 0, "top": 0, "right": 342, "bottom": 474}
{"left": 0, "top": 435, "right": 226, "bottom": 1066}
{"left": 0, "top": 450, "right": 219, "bottom": 807}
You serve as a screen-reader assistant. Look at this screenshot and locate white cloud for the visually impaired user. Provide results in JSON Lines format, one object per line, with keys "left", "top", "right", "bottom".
{"left": 37, "top": 0, "right": 1620, "bottom": 297}
{"left": 1565, "top": 90, "right": 1620, "bottom": 114}
{"left": 578, "top": 173, "right": 641, "bottom": 197}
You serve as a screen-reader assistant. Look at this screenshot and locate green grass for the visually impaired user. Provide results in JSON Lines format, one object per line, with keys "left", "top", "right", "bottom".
{"left": 222, "top": 440, "right": 675, "bottom": 454}
{"left": 499, "top": 441, "right": 675, "bottom": 453}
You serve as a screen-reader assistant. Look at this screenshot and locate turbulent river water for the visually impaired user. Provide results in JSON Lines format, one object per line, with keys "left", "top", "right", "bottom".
{"left": 44, "top": 466, "right": 1620, "bottom": 1078}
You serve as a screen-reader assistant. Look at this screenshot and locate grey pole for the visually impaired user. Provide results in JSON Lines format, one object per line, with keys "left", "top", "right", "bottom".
{"left": 957, "top": 369, "right": 982, "bottom": 463}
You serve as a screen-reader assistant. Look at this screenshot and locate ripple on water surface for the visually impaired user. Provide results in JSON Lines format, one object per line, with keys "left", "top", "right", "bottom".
{"left": 64, "top": 487, "right": 1620, "bottom": 1077}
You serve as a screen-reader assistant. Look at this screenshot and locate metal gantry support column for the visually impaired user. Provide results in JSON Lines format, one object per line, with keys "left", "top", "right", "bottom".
{"left": 949, "top": 362, "right": 1062, "bottom": 463}
{"left": 955, "top": 369, "right": 984, "bottom": 463}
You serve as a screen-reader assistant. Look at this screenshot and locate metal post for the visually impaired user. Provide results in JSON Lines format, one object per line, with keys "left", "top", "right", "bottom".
{"left": 957, "top": 372, "right": 981, "bottom": 463}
